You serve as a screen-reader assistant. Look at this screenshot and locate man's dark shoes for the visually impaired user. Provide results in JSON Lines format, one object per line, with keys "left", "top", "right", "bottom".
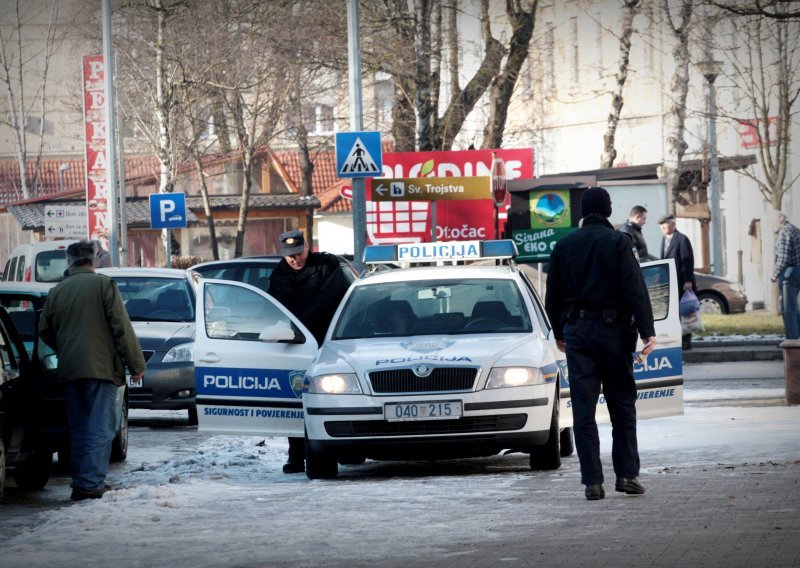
{"left": 70, "top": 484, "right": 111, "bottom": 501}
{"left": 282, "top": 461, "right": 305, "bottom": 474}
{"left": 615, "top": 477, "right": 646, "bottom": 495}
{"left": 585, "top": 484, "right": 605, "bottom": 500}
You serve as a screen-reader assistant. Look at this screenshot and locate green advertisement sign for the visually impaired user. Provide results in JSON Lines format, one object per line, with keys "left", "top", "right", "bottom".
{"left": 514, "top": 188, "right": 580, "bottom": 262}
{"left": 512, "top": 227, "right": 576, "bottom": 262}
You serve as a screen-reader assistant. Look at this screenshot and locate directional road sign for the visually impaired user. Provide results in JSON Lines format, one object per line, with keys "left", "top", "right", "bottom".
{"left": 149, "top": 192, "right": 187, "bottom": 229}
{"left": 44, "top": 205, "right": 88, "bottom": 239}
{"left": 370, "top": 177, "right": 490, "bottom": 202}
{"left": 336, "top": 131, "right": 382, "bottom": 178}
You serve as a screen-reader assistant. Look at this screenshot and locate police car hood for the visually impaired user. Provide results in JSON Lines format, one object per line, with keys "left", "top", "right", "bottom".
{"left": 313, "top": 333, "right": 551, "bottom": 375}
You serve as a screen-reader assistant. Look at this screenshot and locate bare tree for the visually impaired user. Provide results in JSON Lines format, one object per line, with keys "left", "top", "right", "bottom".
{"left": 0, "top": 0, "right": 60, "bottom": 199}
{"left": 707, "top": 0, "right": 800, "bottom": 20}
{"left": 714, "top": 8, "right": 800, "bottom": 212}
{"left": 600, "top": 0, "right": 641, "bottom": 168}
{"left": 662, "top": 0, "right": 695, "bottom": 195}
{"left": 482, "top": 0, "right": 538, "bottom": 149}
{"left": 364, "top": 0, "right": 505, "bottom": 151}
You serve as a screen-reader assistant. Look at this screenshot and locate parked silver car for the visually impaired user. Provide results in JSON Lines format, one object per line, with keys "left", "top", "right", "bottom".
{"left": 98, "top": 268, "right": 201, "bottom": 424}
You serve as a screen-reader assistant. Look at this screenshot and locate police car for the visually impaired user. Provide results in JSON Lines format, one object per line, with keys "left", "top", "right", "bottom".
{"left": 193, "top": 240, "right": 684, "bottom": 479}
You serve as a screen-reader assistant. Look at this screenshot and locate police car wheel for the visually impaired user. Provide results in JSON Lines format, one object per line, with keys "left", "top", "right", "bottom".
{"left": 530, "top": 399, "right": 561, "bottom": 471}
{"left": 559, "top": 427, "right": 574, "bottom": 457}
{"left": 304, "top": 432, "right": 338, "bottom": 480}
{"left": 12, "top": 450, "right": 52, "bottom": 491}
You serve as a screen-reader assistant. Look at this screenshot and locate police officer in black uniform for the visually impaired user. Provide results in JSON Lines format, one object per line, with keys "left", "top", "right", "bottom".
{"left": 268, "top": 230, "right": 349, "bottom": 473}
{"left": 545, "top": 187, "right": 657, "bottom": 500}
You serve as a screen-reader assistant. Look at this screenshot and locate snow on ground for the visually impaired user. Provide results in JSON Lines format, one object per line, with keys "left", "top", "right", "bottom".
{"left": 5, "top": 405, "right": 800, "bottom": 568}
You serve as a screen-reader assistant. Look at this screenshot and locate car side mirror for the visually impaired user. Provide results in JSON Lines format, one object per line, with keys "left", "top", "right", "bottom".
{"left": 258, "top": 320, "right": 305, "bottom": 344}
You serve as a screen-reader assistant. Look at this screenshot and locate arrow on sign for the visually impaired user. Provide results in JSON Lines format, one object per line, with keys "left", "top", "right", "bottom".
{"left": 374, "top": 183, "right": 388, "bottom": 197}
{"left": 47, "top": 210, "right": 55, "bottom": 217}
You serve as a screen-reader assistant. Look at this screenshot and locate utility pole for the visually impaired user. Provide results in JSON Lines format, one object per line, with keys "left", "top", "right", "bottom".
{"left": 699, "top": 59, "right": 724, "bottom": 276}
{"left": 347, "top": 0, "right": 367, "bottom": 271}
{"left": 102, "top": 0, "right": 119, "bottom": 266}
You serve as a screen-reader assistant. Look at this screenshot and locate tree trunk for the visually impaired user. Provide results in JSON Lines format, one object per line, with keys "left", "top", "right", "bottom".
{"left": 600, "top": 0, "right": 640, "bottom": 169}
{"left": 193, "top": 156, "right": 218, "bottom": 260}
{"left": 483, "top": 0, "right": 538, "bottom": 149}
{"left": 662, "top": 0, "right": 693, "bottom": 198}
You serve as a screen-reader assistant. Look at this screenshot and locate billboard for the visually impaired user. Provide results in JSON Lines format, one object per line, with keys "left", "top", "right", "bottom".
{"left": 366, "top": 149, "right": 534, "bottom": 244}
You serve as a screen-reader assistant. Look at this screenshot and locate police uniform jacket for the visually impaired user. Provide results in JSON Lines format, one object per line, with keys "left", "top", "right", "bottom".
{"left": 618, "top": 220, "right": 649, "bottom": 261}
{"left": 545, "top": 215, "right": 655, "bottom": 342}
{"left": 268, "top": 252, "right": 349, "bottom": 343}
{"left": 39, "top": 267, "right": 146, "bottom": 386}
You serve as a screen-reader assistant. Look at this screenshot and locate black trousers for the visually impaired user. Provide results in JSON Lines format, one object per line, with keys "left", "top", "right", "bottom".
{"left": 564, "top": 319, "right": 639, "bottom": 485}
{"left": 287, "top": 437, "right": 305, "bottom": 463}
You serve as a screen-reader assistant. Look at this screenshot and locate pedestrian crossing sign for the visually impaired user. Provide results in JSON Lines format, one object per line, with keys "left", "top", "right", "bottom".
{"left": 336, "top": 131, "right": 382, "bottom": 178}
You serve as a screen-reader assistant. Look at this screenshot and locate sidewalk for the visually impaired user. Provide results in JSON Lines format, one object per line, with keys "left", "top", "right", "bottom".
{"left": 686, "top": 337, "right": 784, "bottom": 364}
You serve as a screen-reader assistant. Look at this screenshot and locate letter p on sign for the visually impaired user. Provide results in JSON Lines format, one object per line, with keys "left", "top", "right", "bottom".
{"left": 149, "top": 192, "right": 187, "bottom": 229}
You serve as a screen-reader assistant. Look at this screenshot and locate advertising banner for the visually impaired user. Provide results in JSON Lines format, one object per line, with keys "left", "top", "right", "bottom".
{"left": 367, "top": 149, "right": 533, "bottom": 244}
{"left": 82, "top": 54, "right": 110, "bottom": 249}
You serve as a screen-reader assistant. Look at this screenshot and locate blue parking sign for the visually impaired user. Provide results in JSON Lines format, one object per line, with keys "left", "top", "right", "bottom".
{"left": 150, "top": 193, "right": 187, "bottom": 229}
{"left": 335, "top": 131, "right": 382, "bottom": 178}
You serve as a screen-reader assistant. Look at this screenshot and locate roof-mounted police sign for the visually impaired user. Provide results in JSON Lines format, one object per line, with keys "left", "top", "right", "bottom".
{"left": 149, "top": 192, "right": 187, "bottom": 229}
{"left": 336, "top": 131, "right": 382, "bottom": 178}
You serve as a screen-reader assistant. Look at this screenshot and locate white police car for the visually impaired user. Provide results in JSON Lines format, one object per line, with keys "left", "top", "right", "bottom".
{"left": 192, "top": 240, "right": 684, "bottom": 479}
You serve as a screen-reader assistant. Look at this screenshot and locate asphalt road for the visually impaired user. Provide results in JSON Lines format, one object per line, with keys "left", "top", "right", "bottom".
{"left": 0, "top": 359, "right": 791, "bottom": 531}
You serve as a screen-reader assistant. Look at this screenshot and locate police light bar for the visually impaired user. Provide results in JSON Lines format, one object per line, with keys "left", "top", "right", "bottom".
{"left": 363, "top": 240, "right": 518, "bottom": 264}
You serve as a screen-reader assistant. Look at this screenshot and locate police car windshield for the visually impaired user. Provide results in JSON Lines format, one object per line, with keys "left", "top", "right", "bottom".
{"left": 332, "top": 278, "right": 533, "bottom": 339}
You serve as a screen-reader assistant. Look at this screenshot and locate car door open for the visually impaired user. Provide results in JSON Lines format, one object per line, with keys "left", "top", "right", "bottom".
{"left": 559, "top": 258, "right": 684, "bottom": 426}
{"left": 194, "top": 280, "right": 319, "bottom": 436}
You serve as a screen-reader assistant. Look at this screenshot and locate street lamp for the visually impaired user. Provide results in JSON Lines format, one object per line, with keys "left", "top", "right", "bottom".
{"left": 491, "top": 152, "right": 507, "bottom": 239}
{"left": 59, "top": 163, "right": 70, "bottom": 192}
{"left": 698, "top": 59, "right": 724, "bottom": 276}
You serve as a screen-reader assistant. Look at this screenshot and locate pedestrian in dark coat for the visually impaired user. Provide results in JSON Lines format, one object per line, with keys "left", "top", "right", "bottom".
{"left": 545, "top": 187, "right": 656, "bottom": 501}
{"left": 268, "top": 230, "right": 349, "bottom": 473}
{"left": 40, "top": 240, "right": 145, "bottom": 501}
{"left": 658, "top": 213, "right": 696, "bottom": 349}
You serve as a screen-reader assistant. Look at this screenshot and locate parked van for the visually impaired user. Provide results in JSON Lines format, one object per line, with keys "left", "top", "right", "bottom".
{"left": 1, "top": 240, "right": 78, "bottom": 284}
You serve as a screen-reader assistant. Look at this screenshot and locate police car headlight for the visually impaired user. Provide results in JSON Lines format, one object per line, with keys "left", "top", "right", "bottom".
{"left": 306, "top": 373, "right": 362, "bottom": 394}
{"left": 486, "top": 367, "right": 544, "bottom": 389}
{"left": 163, "top": 342, "right": 194, "bottom": 363}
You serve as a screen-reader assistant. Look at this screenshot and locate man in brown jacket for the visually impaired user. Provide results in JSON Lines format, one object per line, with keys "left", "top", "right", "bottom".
{"left": 40, "top": 240, "right": 146, "bottom": 500}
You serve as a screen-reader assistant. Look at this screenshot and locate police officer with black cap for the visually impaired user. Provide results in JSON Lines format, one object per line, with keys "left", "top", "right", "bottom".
{"left": 268, "top": 229, "right": 349, "bottom": 473}
{"left": 545, "top": 187, "right": 657, "bottom": 500}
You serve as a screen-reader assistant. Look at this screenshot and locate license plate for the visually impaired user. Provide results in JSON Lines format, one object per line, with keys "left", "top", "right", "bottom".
{"left": 385, "top": 401, "right": 462, "bottom": 422}
{"left": 127, "top": 375, "right": 141, "bottom": 388}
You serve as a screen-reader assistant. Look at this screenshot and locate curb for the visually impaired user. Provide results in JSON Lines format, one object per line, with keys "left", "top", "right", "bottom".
{"left": 684, "top": 342, "right": 784, "bottom": 364}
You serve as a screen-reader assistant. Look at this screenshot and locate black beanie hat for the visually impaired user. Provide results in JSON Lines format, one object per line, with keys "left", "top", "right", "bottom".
{"left": 580, "top": 186, "right": 612, "bottom": 218}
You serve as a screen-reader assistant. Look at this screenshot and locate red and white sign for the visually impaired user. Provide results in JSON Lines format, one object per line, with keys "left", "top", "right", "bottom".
{"left": 82, "top": 54, "right": 111, "bottom": 249}
{"left": 738, "top": 116, "right": 778, "bottom": 149}
{"left": 366, "top": 149, "right": 534, "bottom": 244}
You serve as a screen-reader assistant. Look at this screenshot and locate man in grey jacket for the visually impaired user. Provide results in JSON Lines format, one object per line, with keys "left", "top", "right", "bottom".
{"left": 40, "top": 240, "right": 146, "bottom": 500}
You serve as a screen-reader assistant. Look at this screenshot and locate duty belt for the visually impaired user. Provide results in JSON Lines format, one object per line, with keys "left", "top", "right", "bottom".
{"left": 567, "top": 306, "right": 620, "bottom": 325}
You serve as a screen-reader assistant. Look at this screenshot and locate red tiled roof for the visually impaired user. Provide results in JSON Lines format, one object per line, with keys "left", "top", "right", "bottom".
{"left": 0, "top": 139, "right": 399, "bottom": 215}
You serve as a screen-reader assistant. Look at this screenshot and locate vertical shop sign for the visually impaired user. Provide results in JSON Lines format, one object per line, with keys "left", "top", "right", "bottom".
{"left": 82, "top": 55, "right": 110, "bottom": 248}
